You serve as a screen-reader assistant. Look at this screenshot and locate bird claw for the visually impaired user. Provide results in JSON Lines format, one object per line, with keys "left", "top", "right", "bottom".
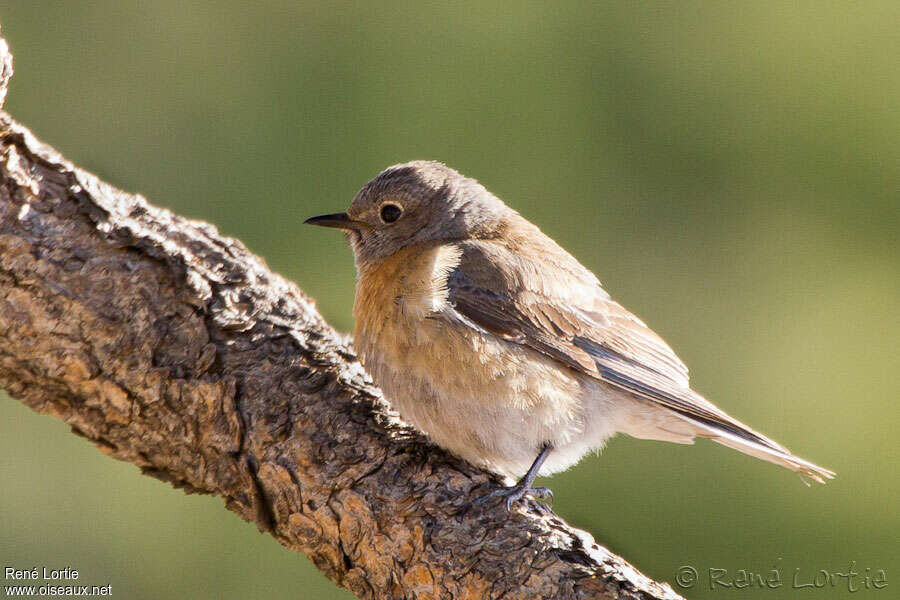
{"left": 476, "top": 484, "right": 553, "bottom": 511}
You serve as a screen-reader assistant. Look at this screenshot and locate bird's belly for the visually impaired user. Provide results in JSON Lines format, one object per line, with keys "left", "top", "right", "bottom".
{"left": 356, "top": 315, "right": 616, "bottom": 479}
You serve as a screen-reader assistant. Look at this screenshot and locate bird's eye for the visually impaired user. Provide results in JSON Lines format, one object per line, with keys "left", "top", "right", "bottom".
{"left": 379, "top": 203, "right": 403, "bottom": 223}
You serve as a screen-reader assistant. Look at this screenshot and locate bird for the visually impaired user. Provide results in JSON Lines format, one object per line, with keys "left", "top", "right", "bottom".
{"left": 305, "top": 160, "right": 834, "bottom": 510}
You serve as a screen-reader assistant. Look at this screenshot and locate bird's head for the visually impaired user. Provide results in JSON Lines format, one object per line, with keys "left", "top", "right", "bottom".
{"left": 305, "top": 161, "right": 511, "bottom": 268}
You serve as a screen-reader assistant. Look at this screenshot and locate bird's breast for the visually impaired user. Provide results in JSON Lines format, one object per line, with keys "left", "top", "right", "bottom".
{"left": 352, "top": 243, "right": 586, "bottom": 478}
{"left": 353, "top": 243, "right": 466, "bottom": 376}
{"left": 353, "top": 242, "right": 460, "bottom": 337}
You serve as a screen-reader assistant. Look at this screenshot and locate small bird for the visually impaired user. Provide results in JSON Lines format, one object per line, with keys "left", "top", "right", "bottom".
{"left": 306, "top": 161, "right": 834, "bottom": 509}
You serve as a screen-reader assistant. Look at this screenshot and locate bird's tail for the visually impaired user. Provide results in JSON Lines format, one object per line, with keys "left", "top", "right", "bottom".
{"left": 670, "top": 410, "right": 835, "bottom": 484}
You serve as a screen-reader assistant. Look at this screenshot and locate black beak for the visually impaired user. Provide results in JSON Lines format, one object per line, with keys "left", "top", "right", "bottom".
{"left": 303, "top": 212, "right": 370, "bottom": 231}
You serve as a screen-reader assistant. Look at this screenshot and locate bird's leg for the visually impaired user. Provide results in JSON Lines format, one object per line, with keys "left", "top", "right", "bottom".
{"left": 478, "top": 443, "right": 554, "bottom": 511}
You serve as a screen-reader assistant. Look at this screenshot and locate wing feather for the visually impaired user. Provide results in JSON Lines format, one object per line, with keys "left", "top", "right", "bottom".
{"left": 444, "top": 240, "right": 787, "bottom": 454}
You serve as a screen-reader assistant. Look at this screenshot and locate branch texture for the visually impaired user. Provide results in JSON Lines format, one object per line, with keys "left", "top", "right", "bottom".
{"left": 0, "top": 33, "right": 681, "bottom": 600}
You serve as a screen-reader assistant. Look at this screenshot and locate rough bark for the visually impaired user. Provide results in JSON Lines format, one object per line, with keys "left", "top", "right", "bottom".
{"left": 0, "top": 29, "right": 681, "bottom": 600}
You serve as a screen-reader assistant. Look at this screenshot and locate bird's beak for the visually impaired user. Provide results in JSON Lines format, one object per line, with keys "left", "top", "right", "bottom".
{"left": 303, "top": 212, "right": 370, "bottom": 231}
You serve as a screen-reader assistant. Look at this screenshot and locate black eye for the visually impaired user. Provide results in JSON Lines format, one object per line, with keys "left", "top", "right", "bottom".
{"left": 379, "top": 203, "right": 403, "bottom": 223}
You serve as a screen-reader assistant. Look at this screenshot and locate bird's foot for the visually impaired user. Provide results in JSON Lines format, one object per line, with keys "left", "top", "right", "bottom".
{"left": 477, "top": 483, "right": 553, "bottom": 512}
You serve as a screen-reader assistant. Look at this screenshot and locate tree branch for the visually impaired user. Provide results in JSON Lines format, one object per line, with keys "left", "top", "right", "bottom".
{"left": 0, "top": 30, "right": 681, "bottom": 600}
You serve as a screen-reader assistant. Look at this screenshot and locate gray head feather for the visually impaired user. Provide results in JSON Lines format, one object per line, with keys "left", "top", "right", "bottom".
{"left": 346, "top": 161, "right": 514, "bottom": 266}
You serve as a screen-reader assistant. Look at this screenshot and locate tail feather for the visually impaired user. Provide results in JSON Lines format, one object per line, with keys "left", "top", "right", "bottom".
{"left": 671, "top": 411, "right": 835, "bottom": 483}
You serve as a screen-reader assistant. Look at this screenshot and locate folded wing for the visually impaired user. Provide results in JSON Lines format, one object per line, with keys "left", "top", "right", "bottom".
{"left": 443, "top": 239, "right": 834, "bottom": 483}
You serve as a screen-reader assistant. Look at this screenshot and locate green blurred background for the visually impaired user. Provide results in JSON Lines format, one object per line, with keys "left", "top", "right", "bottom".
{"left": 1, "top": 2, "right": 897, "bottom": 599}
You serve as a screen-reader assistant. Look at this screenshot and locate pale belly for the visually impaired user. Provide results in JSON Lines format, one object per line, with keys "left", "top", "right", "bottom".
{"left": 355, "top": 314, "right": 621, "bottom": 480}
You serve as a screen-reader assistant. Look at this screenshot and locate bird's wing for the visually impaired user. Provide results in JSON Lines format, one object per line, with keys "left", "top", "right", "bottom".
{"left": 442, "top": 239, "right": 787, "bottom": 452}
{"left": 435, "top": 238, "right": 833, "bottom": 483}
